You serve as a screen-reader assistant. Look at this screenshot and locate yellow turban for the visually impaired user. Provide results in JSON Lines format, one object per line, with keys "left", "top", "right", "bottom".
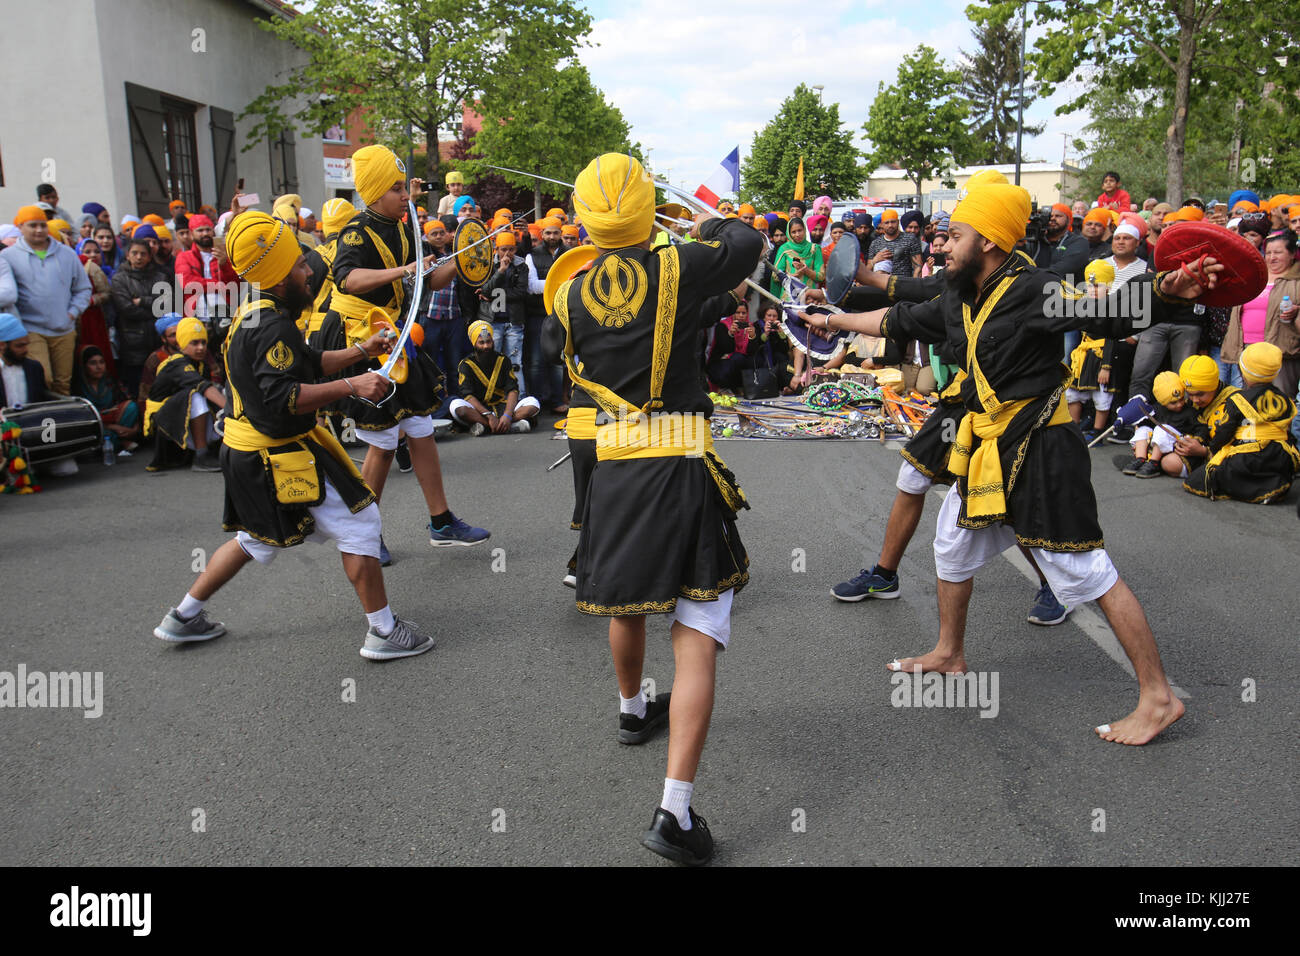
{"left": 951, "top": 183, "right": 1031, "bottom": 253}
{"left": 495, "top": 230, "right": 516, "bottom": 248}
{"left": 153, "top": 223, "right": 172, "bottom": 240}
{"left": 963, "top": 169, "right": 1009, "bottom": 193}
{"left": 272, "top": 193, "right": 302, "bottom": 225}
{"left": 352, "top": 145, "right": 405, "bottom": 208}
{"left": 176, "top": 317, "right": 208, "bottom": 349}
{"left": 320, "top": 197, "right": 356, "bottom": 237}
{"left": 573, "top": 153, "right": 655, "bottom": 250}
{"left": 1083, "top": 259, "right": 1115, "bottom": 286}
{"left": 13, "top": 205, "right": 47, "bottom": 226}
{"left": 1239, "top": 342, "right": 1282, "bottom": 384}
{"left": 468, "top": 319, "right": 494, "bottom": 346}
{"left": 738, "top": 203, "right": 756, "bottom": 216}
{"left": 1179, "top": 354, "right": 1220, "bottom": 392}
{"left": 226, "top": 211, "right": 303, "bottom": 288}
{"left": 1152, "top": 371, "right": 1184, "bottom": 407}
{"left": 445, "top": 170, "right": 465, "bottom": 186}
{"left": 46, "top": 218, "right": 72, "bottom": 239}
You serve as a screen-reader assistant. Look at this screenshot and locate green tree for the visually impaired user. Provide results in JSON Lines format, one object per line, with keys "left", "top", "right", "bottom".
{"left": 862, "top": 46, "right": 972, "bottom": 207}
{"left": 740, "top": 84, "right": 862, "bottom": 209}
{"left": 958, "top": 15, "right": 1044, "bottom": 165}
{"left": 968, "top": 0, "right": 1300, "bottom": 205}
{"left": 466, "top": 63, "right": 641, "bottom": 216}
{"left": 240, "top": 0, "right": 592, "bottom": 186}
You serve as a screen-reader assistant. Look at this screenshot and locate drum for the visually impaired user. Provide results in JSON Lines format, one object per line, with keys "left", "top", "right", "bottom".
{"left": 1, "top": 398, "right": 104, "bottom": 465}
{"left": 430, "top": 418, "right": 453, "bottom": 437}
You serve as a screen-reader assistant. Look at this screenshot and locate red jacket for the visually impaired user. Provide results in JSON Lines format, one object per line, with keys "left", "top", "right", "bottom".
{"left": 1096, "top": 188, "right": 1133, "bottom": 213}
{"left": 174, "top": 246, "right": 238, "bottom": 316}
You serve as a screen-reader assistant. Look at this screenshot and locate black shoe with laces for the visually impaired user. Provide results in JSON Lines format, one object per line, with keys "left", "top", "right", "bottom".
{"left": 618, "top": 692, "right": 670, "bottom": 745}
{"left": 1135, "top": 459, "right": 1162, "bottom": 478}
{"left": 641, "top": 807, "right": 714, "bottom": 866}
{"left": 1121, "top": 457, "right": 1144, "bottom": 476}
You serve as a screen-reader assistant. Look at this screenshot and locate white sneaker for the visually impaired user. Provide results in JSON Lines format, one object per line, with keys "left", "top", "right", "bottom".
{"left": 47, "top": 458, "right": 79, "bottom": 477}
{"left": 509, "top": 419, "right": 531, "bottom": 433}
{"left": 469, "top": 422, "right": 486, "bottom": 437}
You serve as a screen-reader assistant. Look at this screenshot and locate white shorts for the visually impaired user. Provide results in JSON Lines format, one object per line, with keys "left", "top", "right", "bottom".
{"left": 236, "top": 478, "right": 382, "bottom": 563}
{"left": 1066, "top": 385, "right": 1113, "bottom": 410}
{"left": 896, "top": 460, "right": 933, "bottom": 495}
{"left": 1131, "top": 424, "right": 1179, "bottom": 455}
{"left": 184, "top": 391, "right": 219, "bottom": 449}
{"left": 448, "top": 395, "right": 540, "bottom": 422}
{"left": 931, "top": 483, "right": 1118, "bottom": 607}
{"left": 355, "top": 414, "right": 436, "bottom": 450}
{"left": 672, "top": 588, "right": 734, "bottom": 649}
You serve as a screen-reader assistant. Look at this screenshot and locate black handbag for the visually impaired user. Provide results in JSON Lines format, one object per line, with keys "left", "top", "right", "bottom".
{"left": 741, "top": 340, "right": 779, "bottom": 399}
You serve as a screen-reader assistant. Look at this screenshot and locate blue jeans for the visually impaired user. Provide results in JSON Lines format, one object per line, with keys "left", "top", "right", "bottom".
{"left": 1063, "top": 330, "right": 1081, "bottom": 363}
{"left": 493, "top": 322, "right": 526, "bottom": 396}
{"left": 422, "top": 319, "right": 465, "bottom": 414}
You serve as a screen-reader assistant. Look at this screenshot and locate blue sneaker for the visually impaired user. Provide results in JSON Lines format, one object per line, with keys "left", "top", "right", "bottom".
{"left": 831, "top": 567, "right": 900, "bottom": 602}
{"left": 429, "top": 515, "right": 490, "bottom": 547}
{"left": 379, "top": 537, "right": 392, "bottom": 567}
{"left": 1027, "top": 582, "right": 1070, "bottom": 625}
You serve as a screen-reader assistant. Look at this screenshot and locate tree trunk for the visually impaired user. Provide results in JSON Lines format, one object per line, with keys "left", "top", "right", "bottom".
{"left": 1165, "top": 2, "right": 1197, "bottom": 207}
{"left": 425, "top": 125, "right": 440, "bottom": 210}
{"left": 535, "top": 183, "right": 542, "bottom": 220}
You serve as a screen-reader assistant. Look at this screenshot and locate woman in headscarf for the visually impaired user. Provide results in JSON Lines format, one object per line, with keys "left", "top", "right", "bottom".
{"left": 75, "top": 345, "right": 139, "bottom": 451}
{"left": 76, "top": 237, "right": 116, "bottom": 375}
{"left": 770, "top": 217, "right": 824, "bottom": 296}
{"left": 93, "top": 223, "right": 121, "bottom": 280}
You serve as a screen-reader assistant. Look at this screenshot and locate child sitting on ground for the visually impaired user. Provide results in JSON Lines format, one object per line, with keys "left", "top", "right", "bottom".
{"left": 1066, "top": 259, "right": 1115, "bottom": 442}
{"left": 1122, "top": 371, "right": 1204, "bottom": 478}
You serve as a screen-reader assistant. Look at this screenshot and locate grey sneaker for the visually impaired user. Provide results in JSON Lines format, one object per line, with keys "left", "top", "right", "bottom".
{"left": 154, "top": 608, "right": 227, "bottom": 643}
{"left": 509, "top": 419, "right": 531, "bottom": 433}
{"left": 360, "top": 618, "right": 435, "bottom": 661}
{"left": 469, "top": 422, "right": 486, "bottom": 437}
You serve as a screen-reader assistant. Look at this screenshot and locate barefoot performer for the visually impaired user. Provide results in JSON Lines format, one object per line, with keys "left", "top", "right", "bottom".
{"left": 154, "top": 210, "right": 437, "bottom": 661}
{"left": 551, "top": 153, "right": 763, "bottom": 863}
{"left": 821, "top": 180, "right": 1220, "bottom": 745}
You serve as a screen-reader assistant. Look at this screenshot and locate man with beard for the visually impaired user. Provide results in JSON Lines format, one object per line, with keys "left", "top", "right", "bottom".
{"left": 524, "top": 216, "right": 566, "bottom": 409}
{"left": 175, "top": 214, "right": 238, "bottom": 327}
{"left": 152, "top": 210, "right": 437, "bottom": 661}
{"left": 0, "top": 313, "right": 61, "bottom": 407}
{"left": 814, "top": 180, "right": 1223, "bottom": 745}
{"left": 1080, "top": 207, "right": 1113, "bottom": 261}
{"left": 449, "top": 319, "right": 539, "bottom": 434}
{"left": 868, "top": 209, "right": 923, "bottom": 277}
{"left": 314, "top": 144, "right": 489, "bottom": 560}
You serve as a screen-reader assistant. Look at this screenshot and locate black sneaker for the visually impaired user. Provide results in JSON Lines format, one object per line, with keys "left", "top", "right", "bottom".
{"left": 1135, "top": 459, "right": 1162, "bottom": 478}
{"left": 1120, "top": 457, "right": 1144, "bottom": 476}
{"left": 395, "top": 439, "right": 412, "bottom": 473}
{"left": 619, "top": 692, "right": 670, "bottom": 745}
{"left": 641, "top": 807, "right": 714, "bottom": 866}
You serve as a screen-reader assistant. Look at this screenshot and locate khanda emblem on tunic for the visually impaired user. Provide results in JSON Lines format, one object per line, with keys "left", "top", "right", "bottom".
{"left": 342, "top": 231, "right": 364, "bottom": 246}
{"left": 581, "top": 254, "right": 648, "bottom": 329}
{"left": 266, "top": 340, "right": 294, "bottom": 371}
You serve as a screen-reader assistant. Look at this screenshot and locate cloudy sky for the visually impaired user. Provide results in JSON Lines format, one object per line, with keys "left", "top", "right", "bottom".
{"left": 577, "top": 0, "right": 1089, "bottom": 197}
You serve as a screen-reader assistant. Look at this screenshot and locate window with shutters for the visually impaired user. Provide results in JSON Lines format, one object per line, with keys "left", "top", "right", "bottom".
{"left": 269, "top": 128, "right": 298, "bottom": 196}
{"left": 125, "top": 83, "right": 201, "bottom": 216}
{"left": 209, "top": 108, "right": 238, "bottom": 209}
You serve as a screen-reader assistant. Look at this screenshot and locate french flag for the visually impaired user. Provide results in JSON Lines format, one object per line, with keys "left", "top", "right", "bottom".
{"left": 694, "top": 147, "right": 740, "bottom": 209}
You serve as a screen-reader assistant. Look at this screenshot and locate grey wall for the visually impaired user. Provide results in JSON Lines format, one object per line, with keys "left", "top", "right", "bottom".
{"left": 0, "top": 0, "right": 323, "bottom": 223}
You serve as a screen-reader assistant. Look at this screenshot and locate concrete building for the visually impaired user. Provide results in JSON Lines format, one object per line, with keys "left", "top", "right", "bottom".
{"left": 863, "top": 162, "right": 1085, "bottom": 214}
{"left": 0, "top": 0, "right": 324, "bottom": 223}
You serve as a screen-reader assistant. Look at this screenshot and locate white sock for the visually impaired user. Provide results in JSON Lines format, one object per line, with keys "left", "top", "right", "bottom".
{"left": 176, "top": 593, "right": 205, "bottom": 620}
{"left": 620, "top": 689, "right": 647, "bottom": 719}
{"left": 366, "top": 606, "right": 396, "bottom": 636}
{"left": 661, "top": 778, "right": 694, "bottom": 830}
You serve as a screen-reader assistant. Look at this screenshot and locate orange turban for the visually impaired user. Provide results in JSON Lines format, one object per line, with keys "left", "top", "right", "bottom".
{"left": 1164, "top": 206, "right": 1205, "bottom": 224}
{"left": 753, "top": 216, "right": 769, "bottom": 231}
{"left": 143, "top": 214, "right": 166, "bottom": 226}
{"left": 881, "top": 209, "right": 899, "bottom": 222}
{"left": 495, "top": 230, "right": 516, "bottom": 247}
{"left": 1083, "top": 207, "right": 1111, "bottom": 225}
{"left": 561, "top": 224, "right": 580, "bottom": 238}
{"left": 546, "top": 207, "right": 567, "bottom": 223}
{"left": 738, "top": 203, "right": 756, "bottom": 216}
{"left": 168, "top": 200, "right": 186, "bottom": 213}
{"left": 539, "top": 216, "right": 562, "bottom": 231}
{"left": 951, "top": 183, "right": 1032, "bottom": 253}
{"left": 13, "top": 205, "right": 46, "bottom": 226}
{"left": 1232, "top": 200, "right": 1259, "bottom": 214}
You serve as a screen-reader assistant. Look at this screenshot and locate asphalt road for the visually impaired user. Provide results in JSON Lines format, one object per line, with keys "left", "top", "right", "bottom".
{"left": 2, "top": 418, "right": 1296, "bottom": 866}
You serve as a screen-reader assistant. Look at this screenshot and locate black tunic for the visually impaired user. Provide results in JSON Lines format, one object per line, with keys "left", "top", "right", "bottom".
{"left": 456, "top": 348, "right": 518, "bottom": 415}
{"left": 559, "top": 218, "right": 763, "bottom": 615}
{"left": 1183, "top": 382, "right": 1300, "bottom": 503}
{"left": 323, "top": 209, "right": 442, "bottom": 430}
{"left": 220, "top": 292, "right": 374, "bottom": 546}
{"left": 144, "top": 354, "right": 220, "bottom": 471}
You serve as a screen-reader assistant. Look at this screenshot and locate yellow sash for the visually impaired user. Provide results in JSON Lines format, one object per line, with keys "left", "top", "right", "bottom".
{"left": 1068, "top": 334, "right": 1106, "bottom": 385}
{"left": 223, "top": 418, "right": 365, "bottom": 493}
{"left": 302, "top": 240, "right": 338, "bottom": 338}
{"left": 1208, "top": 390, "right": 1300, "bottom": 469}
{"left": 332, "top": 223, "right": 405, "bottom": 344}
{"left": 565, "top": 407, "right": 597, "bottom": 440}
{"left": 143, "top": 353, "right": 197, "bottom": 436}
{"left": 595, "top": 411, "right": 712, "bottom": 461}
{"left": 949, "top": 274, "right": 1070, "bottom": 519}
{"left": 462, "top": 354, "right": 507, "bottom": 406}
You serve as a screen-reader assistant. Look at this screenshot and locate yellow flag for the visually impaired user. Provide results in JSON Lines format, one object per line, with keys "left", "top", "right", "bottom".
{"left": 793, "top": 156, "right": 805, "bottom": 201}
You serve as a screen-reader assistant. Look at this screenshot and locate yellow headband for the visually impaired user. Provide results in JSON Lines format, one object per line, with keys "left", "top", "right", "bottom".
{"left": 177, "top": 317, "right": 207, "bottom": 349}
{"left": 468, "top": 319, "right": 494, "bottom": 346}
{"left": 1239, "top": 342, "right": 1282, "bottom": 384}
{"left": 1152, "top": 371, "right": 1184, "bottom": 407}
{"left": 226, "top": 211, "right": 302, "bottom": 288}
{"left": 573, "top": 153, "right": 655, "bottom": 250}
{"left": 352, "top": 145, "right": 405, "bottom": 208}
{"left": 1179, "top": 354, "right": 1220, "bottom": 392}
{"left": 951, "top": 183, "right": 1031, "bottom": 253}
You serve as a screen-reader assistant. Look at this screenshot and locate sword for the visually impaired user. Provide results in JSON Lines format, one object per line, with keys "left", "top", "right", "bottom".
{"left": 546, "top": 450, "right": 572, "bottom": 472}
{"left": 419, "top": 209, "right": 534, "bottom": 277}
{"left": 358, "top": 198, "right": 426, "bottom": 406}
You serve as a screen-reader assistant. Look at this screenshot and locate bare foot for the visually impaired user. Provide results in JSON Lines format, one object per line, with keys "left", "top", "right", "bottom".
{"left": 886, "top": 650, "right": 967, "bottom": 674}
{"left": 1095, "top": 694, "right": 1185, "bottom": 745}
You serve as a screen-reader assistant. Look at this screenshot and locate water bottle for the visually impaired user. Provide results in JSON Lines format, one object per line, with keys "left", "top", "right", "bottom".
{"left": 102, "top": 435, "right": 115, "bottom": 467}
{"left": 1283, "top": 295, "right": 1293, "bottom": 322}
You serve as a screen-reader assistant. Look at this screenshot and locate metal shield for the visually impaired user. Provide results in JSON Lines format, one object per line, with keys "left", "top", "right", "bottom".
{"left": 825, "top": 232, "right": 861, "bottom": 306}
{"left": 453, "top": 218, "right": 493, "bottom": 288}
